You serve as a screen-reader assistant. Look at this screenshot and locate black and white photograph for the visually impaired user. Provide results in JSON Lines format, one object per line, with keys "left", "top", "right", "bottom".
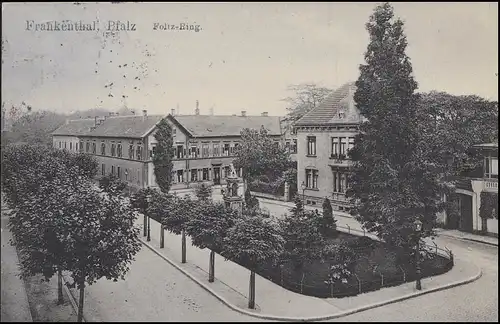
{"left": 1, "top": 2, "right": 498, "bottom": 322}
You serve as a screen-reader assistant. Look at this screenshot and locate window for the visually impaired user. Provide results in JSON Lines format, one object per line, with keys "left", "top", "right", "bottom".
{"left": 285, "top": 141, "right": 290, "bottom": 152}
{"left": 79, "top": 142, "right": 83, "bottom": 152}
{"left": 307, "top": 136, "right": 316, "bottom": 156}
{"left": 234, "top": 143, "right": 239, "bottom": 153}
{"left": 333, "top": 172, "right": 338, "bottom": 192}
{"left": 64, "top": 142, "right": 67, "bottom": 149}
{"left": 485, "top": 156, "right": 499, "bottom": 179}
{"left": 136, "top": 146, "right": 143, "bottom": 160}
{"left": 340, "top": 173, "right": 346, "bottom": 193}
{"left": 213, "top": 144, "right": 220, "bottom": 157}
{"left": 172, "top": 128, "right": 176, "bottom": 136}
{"left": 190, "top": 145, "right": 198, "bottom": 158}
{"left": 101, "top": 164, "right": 106, "bottom": 176}
{"left": 117, "top": 143, "right": 122, "bottom": 157}
{"left": 292, "top": 139, "right": 297, "bottom": 154}
{"left": 331, "top": 137, "right": 339, "bottom": 156}
{"left": 86, "top": 142, "right": 90, "bottom": 153}
{"left": 137, "top": 169, "right": 140, "bottom": 184}
{"left": 177, "top": 170, "right": 184, "bottom": 183}
{"left": 111, "top": 165, "right": 115, "bottom": 175}
{"left": 129, "top": 144, "right": 134, "bottom": 159}
{"left": 191, "top": 169, "right": 198, "bottom": 182}
{"left": 150, "top": 146, "right": 156, "bottom": 159}
{"left": 59, "top": 141, "right": 61, "bottom": 148}
{"left": 111, "top": 143, "right": 116, "bottom": 157}
{"left": 305, "top": 169, "right": 318, "bottom": 189}
{"left": 117, "top": 166, "right": 121, "bottom": 179}
{"left": 125, "top": 168, "right": 128, "bottom": 180}
{"left": 223, "top": 143, "right": 230, "bottom": 156}
{"left": 69, "top": 142, "right": 72, "bottom": 151}
{"left": 101, "top": 142, "right": 106, "bottom": 155}
{"left": 202, "top": 168, "right": 209, "bottom": 181}
{"left": 176, "top": 145, "right": 184, "bottom": 159}
{"left": 92, "top": 142, "right": 96, "bottom": 154}
{"left": 348, "top": 137, "right": 355, "bottom": 152}
{"left": 340, "top": 137, "right": 347, "bottom": 156}
{"left": 202, "top": 144, "right": 209, "bottom": 157}
{"left": 224, "top": 166, "right": 230, "bottom": 178}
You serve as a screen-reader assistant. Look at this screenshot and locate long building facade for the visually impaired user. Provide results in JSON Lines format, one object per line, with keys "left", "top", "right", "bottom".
{"left": 52, "top": 109, "right": 283, "bottom": 193}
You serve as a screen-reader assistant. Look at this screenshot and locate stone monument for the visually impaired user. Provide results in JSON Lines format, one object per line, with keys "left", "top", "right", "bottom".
{"left": 222, "top": 163, "right": 243, "bottom": 215}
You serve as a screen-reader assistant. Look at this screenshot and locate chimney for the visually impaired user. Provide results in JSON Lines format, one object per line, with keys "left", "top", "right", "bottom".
{"left": 94, "top": 116, "right": 98, "bottom": 127}
{"left": 241, "top": 111, "right": 246, "bottom": 117}
{"left": 171, "top": 109, "right": 175, "bottom": 116}
{"left": 131, "top": 110, "right": 135, "bottom": 115}
{"left": 109, "top": 112, "right": 113, "bottom": 116}
{"left": 195, "top": 100, "right": 200, "bottom": 115}
{"left": 142, "top": 109, "right": 147, "bottom": 121}
{"left": 115, "top": 112, "right": 119, "bottom": 116}
{"left": 261, "top": 112, "right": 268, "bottom": 117}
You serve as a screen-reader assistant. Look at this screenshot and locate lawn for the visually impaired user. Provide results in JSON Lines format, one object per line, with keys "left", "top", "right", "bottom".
{"left": 231, "top": 232, "right": 453, "bottom": 298}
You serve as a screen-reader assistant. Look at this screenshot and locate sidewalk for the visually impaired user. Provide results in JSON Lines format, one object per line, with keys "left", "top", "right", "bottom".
{"left": 136, "top": 215, "right": 482, "bottom": 321}
{"left": 1, "top": 203, "right": 33, "bottom": 322}
{"left": 435, "top": 228, "right": 498, "bottom": 246}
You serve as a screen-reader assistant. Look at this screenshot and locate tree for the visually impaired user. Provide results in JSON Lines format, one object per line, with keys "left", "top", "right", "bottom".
{"left": 322, "top": 198, "right": 337, "bottom": 237}
{"left": 99, "top": 173, "right": 127, "bottom": 194}
{"left": 279, "top": 208, "right": 325, "bottom": 293}
{"left": 57, "top": 178, "right": 141, "bottom": 322}
{"left": 160, "top": 194, "right": 196, "bottom": 263}
{"left": 233, "top": 126, "right": 292, "bottom": 185}
{"left": 9, "top": 110, "right": 67, "bottom": 147}
{"left": 289, "top": 195, "right": 304, "bottom": 216}
{"left": 322, "top": 242, "right": 357, "bottom": 297}
{"left": 185, "top": 201, "right": 239, "bottom": 282}
{"left": 130, "top": 187, "right": 162, "bottom": 237}
{"left": 51, "top": 149, "right": 98, "bottom": 179}
{"left": 153, "top": 118, "right": 174, "bottom": 193}
{"left": 194, "top": 182, "right": 212, "bottom": 201}
{"left": 244, "top": 187, "right": 259, "bottom": 212}
{"left": 282, "top": 83, "right": 332, "bottom": 124}
{"left": 347, "top": 3, "right": 443, "bottom": 252}
{"left": 223, "top": 215, "right": 285, "bottom": 309}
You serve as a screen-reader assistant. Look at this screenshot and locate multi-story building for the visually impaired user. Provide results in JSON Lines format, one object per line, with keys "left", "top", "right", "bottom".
{"left": 294, "top": 82, "right": 361, "bottom": 211}
{"left": 52, "top": 118, "right": 97, "bottom": 153}
{"left": 52, "top": 109, "right": 283, "bottom": 192}
{"left": 445, "top": 142, "right": 498, "bottom": 234}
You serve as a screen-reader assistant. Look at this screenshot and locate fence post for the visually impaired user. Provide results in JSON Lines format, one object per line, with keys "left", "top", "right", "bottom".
{"left": 347, "top": 225, "right": 351, "bottom": 234}
{"left": 363, "top": 228, "right": 366, "bottom": 236}
{"left": 433, "top": 241, "right": 438, "bottom": 255}
{"left": 354, "top": 273, "right": 361, "bottom": 294}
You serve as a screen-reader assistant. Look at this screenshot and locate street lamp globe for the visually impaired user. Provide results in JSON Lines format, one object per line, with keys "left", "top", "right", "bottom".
{"left": 301, "top": 181, "right": 306, "bottom": 191}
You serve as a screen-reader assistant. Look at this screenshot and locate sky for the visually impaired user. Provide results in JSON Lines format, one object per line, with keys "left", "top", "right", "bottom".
{"left": 1, "top": 2, "right": 498, "bottom": 117}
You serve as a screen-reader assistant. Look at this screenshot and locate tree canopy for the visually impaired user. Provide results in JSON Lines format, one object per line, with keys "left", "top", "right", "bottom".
{"left": 282, "top": 83, "right": 332, "bottom": 124}
{"left": 153, "top": 118, "right": 175, "bottom": 193}
{"left": 347, "top": 2, "right": 443, "bottom": 248}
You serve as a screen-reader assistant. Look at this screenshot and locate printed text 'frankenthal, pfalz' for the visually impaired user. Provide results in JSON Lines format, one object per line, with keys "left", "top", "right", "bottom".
{"left": 25, "top": 20, "right": 137, "bottom": 31}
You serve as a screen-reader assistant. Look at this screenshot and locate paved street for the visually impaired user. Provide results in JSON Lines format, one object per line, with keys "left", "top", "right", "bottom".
{"left": 64, "top": 242, "right": 258, "bottom": 322}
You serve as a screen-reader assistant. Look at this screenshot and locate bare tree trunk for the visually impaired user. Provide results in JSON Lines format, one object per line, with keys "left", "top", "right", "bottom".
{"left": 208, "top": 250, "right": 215, "bottom": 282}
{"left": 160, "top": 224, "right": 164, "bottom": 248}
{"left": 248, "top": 270, "right": 256, "bottom": 309}
{"left": 57, "top": 268, "right": 64, "bottom": 305}
{"left": 77, "top": 282, "right": 85, "bottom": 322}
{"left": 143, "top": 214, "right": 147, "bottom": 237}
{"left": 181, "top": 229, "right": 186, "bottom": 263}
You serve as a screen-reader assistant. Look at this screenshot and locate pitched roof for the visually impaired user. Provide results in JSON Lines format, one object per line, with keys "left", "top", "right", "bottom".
{"left": 52, "top": 118, "right": 96, "bottom": 136}
{"left": 171, "top": 115, "right": 283, "bottom": 138}
{"left": 295, "top": 82, "right": 362, "bottom": 126}
{"left": 81, "top": 115, "right": 165, "bottom": 138}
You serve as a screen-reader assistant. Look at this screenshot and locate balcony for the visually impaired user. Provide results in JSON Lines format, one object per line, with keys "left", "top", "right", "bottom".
{"left": 328, "top": 154, "right": 350, "bottom": 167}
{"left": 484, "top": 178, "right": 498, "bottom": 193}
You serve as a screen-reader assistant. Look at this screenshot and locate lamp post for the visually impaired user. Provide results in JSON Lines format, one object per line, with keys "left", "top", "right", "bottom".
{"left": 414, "top": 218, "right": 422, "bottom": 290}
{"left": 146, "top": 194, "right": 151, "bottom": 242}
{"left": 301, "top": 181, "right": 306, "bottom": 206}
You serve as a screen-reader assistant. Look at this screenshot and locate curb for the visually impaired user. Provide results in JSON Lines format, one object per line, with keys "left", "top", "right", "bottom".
{"left": 438, "top": 234, "right": 498, "bottom": 247}
{"left": 140, "top": 238, "right": 483, "bottom": 322}
{"left": 61, "top": 275, "right": 86, "bottom": 322}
